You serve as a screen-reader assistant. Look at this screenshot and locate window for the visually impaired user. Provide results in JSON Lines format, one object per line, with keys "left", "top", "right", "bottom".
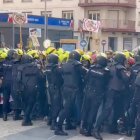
{"left": 22, "top": 0, "right": 32, "bottom": 2}
{"left": 62, "top": 11, "right": 73, "bottom": 19}
{"left": 88, "top": 11, "right": 100, "bottom": 20}
{"left": 3, "top": 0, "right": 13, "bottom": 3}
{"left": 41, "top": 11, "right": 52, "bottom": 17}
{"left": 123, "top": 37, "right": 132, "bottom": 51}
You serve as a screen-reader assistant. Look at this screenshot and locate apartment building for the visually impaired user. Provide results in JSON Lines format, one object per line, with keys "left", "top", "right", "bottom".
{"left": 0, "top": 0, "right": 140, "bottom": 51}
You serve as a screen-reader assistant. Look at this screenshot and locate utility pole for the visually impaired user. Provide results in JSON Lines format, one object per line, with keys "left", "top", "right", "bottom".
{"left": 44, "top": 0, "right": 48, "bottom": 40}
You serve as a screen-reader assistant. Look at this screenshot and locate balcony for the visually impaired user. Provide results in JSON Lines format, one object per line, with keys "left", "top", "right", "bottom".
{"left": 79, "top": 0, "right": 136, "bottom": 8}
{"left": 101, "top": 19, "right": 135, "bottom": 32}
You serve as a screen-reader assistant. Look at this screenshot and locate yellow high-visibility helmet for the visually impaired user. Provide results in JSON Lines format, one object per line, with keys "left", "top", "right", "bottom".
{"left": 81, "top": 54, "right": 91, "bottom": 63}
{"left": 45, "top": 47, "right": 56, "bottom": 55}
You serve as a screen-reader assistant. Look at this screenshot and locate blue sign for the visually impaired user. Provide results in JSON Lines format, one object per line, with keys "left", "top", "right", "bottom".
{"left": 80, "top": 39, "right": 87, "bottom": 48}
{"left": 28, "top": 15, "right": 45, "bottom": 25}
{"left": 0, "top": 13, "right": 72, "bottom": 27}
{"left": 62, "top": 44, "right": 76, "bottom": 52}
{"left": 0, "top": 13, "right": 9, "bottom": 22}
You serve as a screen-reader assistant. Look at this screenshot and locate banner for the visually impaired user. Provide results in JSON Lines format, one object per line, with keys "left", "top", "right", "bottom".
{"left": 12, "top": 13, "right": 27, "bottom": 25}
{"left": 30, "top": 36, "right": 40, "bottom": 47}
{"left": 82, "top": 18, "right": 101, "bottom": 33}
{"left": 29, "top": 28, "right": 41, "bottom": 38}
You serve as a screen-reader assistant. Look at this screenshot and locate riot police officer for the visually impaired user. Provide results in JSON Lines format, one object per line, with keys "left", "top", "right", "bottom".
{"left": 55, "top": 50, "right": 87, "bottom": 136}
{"left": 134, "top": 70, "right": 140, "bottom": 140}
{"left": 11, "top": 49, "right": 23, "bottom": 120}
{"left": 2, "top": 49, "right": 16, "bottom": 121}
{"left": 80, "top": 55, "right": 110, "bottom": 136}
{"left": 17, "top": 54, "right": 42, "bottom": 126}
{"left": 45, "top": 54, "right": 63, "bottom": 130}
{"left": 126, "top": 55, "right": 140, "bottom": 136}
{"left": 93, "top": 53, "right": 130, "bottom": 140}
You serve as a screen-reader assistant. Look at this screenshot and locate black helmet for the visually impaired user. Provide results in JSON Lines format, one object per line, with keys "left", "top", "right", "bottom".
{"left": 69, "top": 50, "right": 81, "bottom": 61}
{"left": 21, "top": 54, "right": 33, "bottom": 64}
{"left": 114, "top": 53, "right": 126, "bottom": 65}
{"left": 7, "top": 49, "right": 17, "bottom": 60}
{"left": 96, "top": 55, "right": 107, "bottom": 67}
{"left": 47, "top": 54, "right": 59, "bottom": 64}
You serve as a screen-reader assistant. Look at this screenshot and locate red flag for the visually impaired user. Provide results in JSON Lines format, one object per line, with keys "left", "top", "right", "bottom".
{"left": 8, "top": 14, "right": 13, "bottom": 23}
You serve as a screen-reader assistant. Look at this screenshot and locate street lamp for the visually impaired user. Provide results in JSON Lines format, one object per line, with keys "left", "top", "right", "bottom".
{"left": 44, "top": 0, "right": 48, "bottom": 40}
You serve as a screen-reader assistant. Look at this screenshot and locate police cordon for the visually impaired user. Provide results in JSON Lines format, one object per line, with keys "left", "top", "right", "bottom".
{"left": 0, "top": 46, "right": 139, "bottom": 140}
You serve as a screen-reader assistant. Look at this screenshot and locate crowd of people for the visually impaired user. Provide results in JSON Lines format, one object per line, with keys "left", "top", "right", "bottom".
{"left": 0, "top": 45, "right": 139, "bottom": 140}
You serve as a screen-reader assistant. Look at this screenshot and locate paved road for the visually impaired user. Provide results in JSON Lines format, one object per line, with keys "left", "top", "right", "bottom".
{"left": 0, "top": 118, "right": 134, "bottom": 140}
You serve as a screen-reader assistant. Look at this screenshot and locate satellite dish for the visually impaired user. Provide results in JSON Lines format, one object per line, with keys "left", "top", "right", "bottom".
{"left": 43, "top": 39, "right": 51, "bottom": 49}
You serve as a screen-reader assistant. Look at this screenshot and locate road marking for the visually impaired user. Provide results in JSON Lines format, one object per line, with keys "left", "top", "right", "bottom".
{"left": 47, "top": 135, "right": 56, "bottom": 140}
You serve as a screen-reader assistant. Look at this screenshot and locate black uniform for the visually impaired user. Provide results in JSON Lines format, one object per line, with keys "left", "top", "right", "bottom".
{"left": 55, "top": 59, "right": 87, "bottom": 135}
{"left": 93, "top": 59, "right": 130, "bottom": 140}
{"left": 81, "top": 64, "right": 110, "bottom": 136}
{"left": 46, "top": 63, "right": 63, "bottom": 130}
{"left": 0, "top": 61, "right": 3, "bottom": 116}
{"left": 134, "top": 71, "right": 140, "bottom": 140}
{"left": 17, "top": 59, "right": 41, "bottom": 126}
{"left": 11, "top": 60, "right": 22, "bottom": 120}
{"left": 2, "top": 59, "right": 13, "bottom": 120}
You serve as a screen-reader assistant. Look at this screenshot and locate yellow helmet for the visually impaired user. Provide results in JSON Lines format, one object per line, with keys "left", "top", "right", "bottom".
{"left": 0, "top": 52, "right": 7, "bottom": 59}
{"left": 16, "top": 49, "right": 24, "bottom": 56}
{"left": 59, "top": 51, "right": 70, "bottom": 63}
{"left": 45, "top": 47, "right": 56, "bottom": 55}
{"left": 81, "top": 54, "right": 91, "bottom": 63}
{"left": 57, "top": 48, "right": 64, "bottom": 55}
{"left": 123, "top": 50, "right": 131, "bottom": 59}
{"left": 27, "top": 50, "right": 39, "bottom": 59}
{"left": 86, "top": 52, "right": 92, "bottom": 57}
{"left": 76, "top": 49, "right": 84, "bottom": 55}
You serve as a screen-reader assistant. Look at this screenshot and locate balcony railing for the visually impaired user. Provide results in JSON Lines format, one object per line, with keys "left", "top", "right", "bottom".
{"left": 79, "top": 0, "right": 136, "bottom": 8}
{"left": 101, "top": 19, "right": 135, "bottom": 32}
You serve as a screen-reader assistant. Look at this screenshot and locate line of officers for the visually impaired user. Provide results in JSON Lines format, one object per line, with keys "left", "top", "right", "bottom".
{"left": 0, "top": 47, "right": 140, "bottom": 140}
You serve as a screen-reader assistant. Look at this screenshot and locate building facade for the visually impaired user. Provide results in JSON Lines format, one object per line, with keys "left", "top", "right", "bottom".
{"left": 0, "top": 0, "right": 140, "bottom": 51}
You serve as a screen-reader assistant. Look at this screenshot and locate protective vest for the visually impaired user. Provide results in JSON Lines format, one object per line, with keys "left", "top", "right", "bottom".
{"left": 108, "top": 64, "right": 128, "bottom": 91}
{"left": 86, "top": 65, "right": 110, "bottom": 93}
{"left": 46, "top": 64, "right": 63, "bottom": 88}
{"left": 62, "top": 60, "right": 83, "bottom": 89}
{"left": 17, "top": 63, "right": 40, "bottom": 88}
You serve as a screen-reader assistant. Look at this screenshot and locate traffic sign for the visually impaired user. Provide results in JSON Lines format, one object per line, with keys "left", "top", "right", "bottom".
{"left": 80, "top": 39, "right": 87, "bottom": 48}
{"left": 101, "top": 40, "right": 107, "bottom": 46}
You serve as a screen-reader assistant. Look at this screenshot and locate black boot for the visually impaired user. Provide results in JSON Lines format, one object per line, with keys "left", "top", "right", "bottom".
{"left": 127, "top": 128, "right": 132, "bottom": 137}
{"left": 50, "top": 120, "right": 56, "bottom": 130}
{"left": 22, "top": 118, "right": 33, "bottom": 126}
{"left": 22, "top": 120, "right": 33, "bottom": 126}
{"left": 13, "top": 110, "right": 23, "bottom": 121}
{"left": 55, "top": 125, "right": 68, "bottom": 136}
{"left": 80, "top": 121, "right": 87, "bottom": 135}
{"left": 3, "top": 113, "right": 7, "bottom": 121}
{"left": 84, "top": 126, "right": 92, "bottom": 137}
{"left": 93, "top": 130, "right": 103, "bottom": 140}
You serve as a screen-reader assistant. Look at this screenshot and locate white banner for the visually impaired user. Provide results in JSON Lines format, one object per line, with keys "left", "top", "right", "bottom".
{"left": 31, "top": 36, "right": 40, "bottom": 47}
{"left": 29, "top": 28, "right": 41, "bottom": 38}
{"left": 12, "top": 13, "right": 27, "bottom": 25}
{"left": 83, "top": 18, "right": 101, "bottom": 33}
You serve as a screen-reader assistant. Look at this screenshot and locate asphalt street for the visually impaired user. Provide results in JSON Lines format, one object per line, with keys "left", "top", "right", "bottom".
{"left": 0, "top": 118, "right": 134, "bottom": 140}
